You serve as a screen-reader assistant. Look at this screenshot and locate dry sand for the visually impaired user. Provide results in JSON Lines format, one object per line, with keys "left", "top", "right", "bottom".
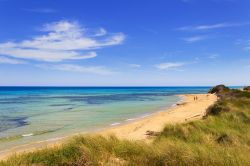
{"left": 0, "top": 93, "right": 217, "bottom": 160}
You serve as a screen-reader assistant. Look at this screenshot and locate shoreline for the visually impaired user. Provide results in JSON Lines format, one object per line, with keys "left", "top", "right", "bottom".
{"left": 105, "top": 95, "right": 184, "bottom": 129}
{"left": 0, "top": 93, "right": 217, "bottom": 160}
{"left": 100, "top": 93, "right": 217, "bottom": 140}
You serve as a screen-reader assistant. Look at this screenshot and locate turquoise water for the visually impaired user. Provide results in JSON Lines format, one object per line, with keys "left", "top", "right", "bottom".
{"left": 0, "top": 87, "right": 210, "bottom": 150}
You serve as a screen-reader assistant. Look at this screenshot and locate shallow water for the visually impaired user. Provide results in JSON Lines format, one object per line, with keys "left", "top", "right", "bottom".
{"left": 0, "top": 87, "right": 210, "bottom": 150}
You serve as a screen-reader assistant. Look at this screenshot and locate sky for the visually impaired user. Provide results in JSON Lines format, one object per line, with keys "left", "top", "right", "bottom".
{"left": 0, "top": 0, "right": 250, "bottom": 86}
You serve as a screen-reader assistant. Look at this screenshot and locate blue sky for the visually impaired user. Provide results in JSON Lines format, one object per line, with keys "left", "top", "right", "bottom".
{"left": 0, "top": 0, "right": 250, "bottom": 86}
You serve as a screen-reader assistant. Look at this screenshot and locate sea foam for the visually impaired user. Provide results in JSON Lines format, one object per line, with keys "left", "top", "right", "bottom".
{"left": 110, "top": 122, "right": 121, "bottom": 126}
{"left": 22, "top": 133, "right": 34, "bottom": 137}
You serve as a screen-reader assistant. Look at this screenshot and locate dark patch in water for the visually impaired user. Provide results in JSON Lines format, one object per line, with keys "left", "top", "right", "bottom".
{"left": 64, "top": 107, "right": 74, "bottom": 110}
{"left": 0, "top": 96, "right": 42, "bottom": 104}
{"left": 0, "top": 116, "right": 29, "bottom": 132}
{"left": 0, "top": 101, "right": 25, "bottom": 104}
{"left": 52, "top": 93, "right": 172, "bottom": 104}
{"left": 0, "top": 92, "right": 173, "bottom": 106}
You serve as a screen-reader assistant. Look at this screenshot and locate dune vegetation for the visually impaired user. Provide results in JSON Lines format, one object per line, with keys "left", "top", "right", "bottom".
{"left": 1, "top": 86, "right": 250, "bottom": 166}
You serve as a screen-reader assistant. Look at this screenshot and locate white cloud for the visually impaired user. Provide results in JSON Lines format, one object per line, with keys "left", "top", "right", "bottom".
{"left": 0, "top": 56, "right": 26, "bottom": 64}
{"left": 0, "top": 47, "right": 97, "bottom": 62}
{"left": 177, "top": 22, "right": 248, "bottom": 31}
{"left": 37, "top": 64, "right": 116, "bottom": 75}
{"left": 155, "top": 62, "right": 185, "bottom": 70}
{"left": 182, "top": 36, "right": 207, "bottom": 43}
{"left": 95, "top": 28, "right": 107, "bottom": 36}
{"left": 129, "top": 64, "right": 141, "bottom": 68}
{"left": 0, "top": 20, "right": 125, "bottom": 62}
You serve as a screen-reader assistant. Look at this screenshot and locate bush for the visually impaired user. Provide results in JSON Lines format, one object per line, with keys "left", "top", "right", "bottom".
{"left": 206, "top": 101, "right": 229, "bottom": 115}
{"left": 208, "top": 84, "right": 230, "bottom": 94}
{"left": 243, "top": 86, "right": 250, "bottom": 91}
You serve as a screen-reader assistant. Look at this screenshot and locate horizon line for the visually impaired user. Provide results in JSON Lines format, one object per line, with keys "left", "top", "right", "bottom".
{"left": 0, "top": 85, "right": 243, "bottom": 88}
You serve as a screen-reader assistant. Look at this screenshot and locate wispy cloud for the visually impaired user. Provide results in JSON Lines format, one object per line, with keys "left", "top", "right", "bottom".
{"left": 129, "top": 64, "right": 141, "bottom": 68}
{"left": 23, "top": 8, "right": 58, "bottom": 13}
{"left": 155, "top": 62, "right": 185, "bottom": 70}
{"left": 208, "top": 54, "right": 219, "bottom": 59}
{"left": 0, "top": 20, "right": 125, "bottom": 62}
{"left": 182, "top": 35, "right": 207, "bottom": 43}
{"left": 243, "top": 40, "right": 250, "bottom": 51}
{"left": 37, "top": 64, "right": 116, "bottom": 75}
{"left": 177, "top": 22, "right": 248, "bottom": 31}
{"left": 0, "top": 56, "right": 26, "bottom": 64}
{"left": 234, "top": 39, "right": 250, "bottom": 51}
{"left": 245, "top": 47, "right": 250, "bottom": 51}
{"left": 94, "top": 28, "right": 107, "bottom": 37}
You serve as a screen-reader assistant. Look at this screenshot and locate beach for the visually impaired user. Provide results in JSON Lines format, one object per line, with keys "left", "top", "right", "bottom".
{"left": 101, "top": 93, "right": 217, "bottom": 140}
{"left": 0, "top": 93, "right": 217, "bottom": 160}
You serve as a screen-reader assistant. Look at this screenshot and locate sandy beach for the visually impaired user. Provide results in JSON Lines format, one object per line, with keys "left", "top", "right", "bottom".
{"left": 0, "top": 93, "right": 217, "bottom": 160}
{"left": 101, "top": 93, "right": 217, "bottom": 140}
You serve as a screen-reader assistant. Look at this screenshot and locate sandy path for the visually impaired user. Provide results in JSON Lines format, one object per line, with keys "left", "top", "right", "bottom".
{"left": 0, "top": 93, "right": 217, "bottom": 160}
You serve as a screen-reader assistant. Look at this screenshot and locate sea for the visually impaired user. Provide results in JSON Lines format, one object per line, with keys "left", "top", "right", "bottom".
{"left": 0, "top": 86, "right": 211, "bottom": 151}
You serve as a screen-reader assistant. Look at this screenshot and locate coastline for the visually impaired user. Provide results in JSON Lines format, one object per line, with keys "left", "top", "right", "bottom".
{"left": 0, "top": 93, "right": 217, "bottom": 160}
{"left": 100, "top": 93, "right": 217, "bottom": 140}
